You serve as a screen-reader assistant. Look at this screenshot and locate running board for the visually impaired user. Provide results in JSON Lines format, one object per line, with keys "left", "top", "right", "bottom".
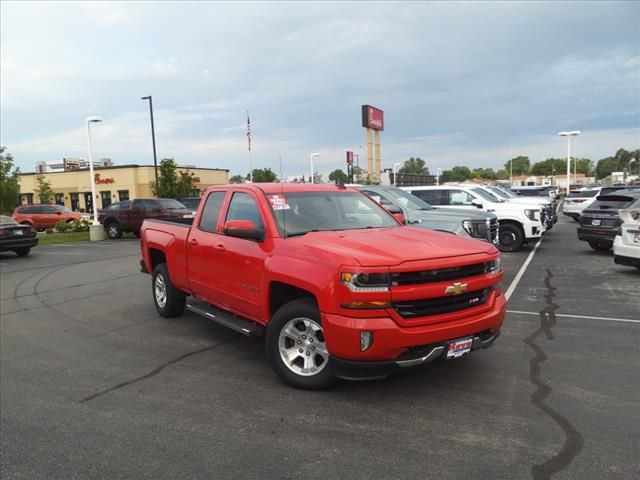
{"left": 186, "top": 298, "right": 265, "bottom": 337}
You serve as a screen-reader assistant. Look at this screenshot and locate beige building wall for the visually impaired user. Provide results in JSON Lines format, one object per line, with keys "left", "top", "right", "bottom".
{"left": 19, "top": 165, "right": 229, "bottom": 212}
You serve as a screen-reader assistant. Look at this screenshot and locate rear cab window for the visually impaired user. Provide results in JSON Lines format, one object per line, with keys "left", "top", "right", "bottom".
{"left": 199, "top": 191, "right": 227, "bottom": 232}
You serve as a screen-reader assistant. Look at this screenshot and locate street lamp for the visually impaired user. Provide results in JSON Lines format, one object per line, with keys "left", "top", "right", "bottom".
{"left": 436, "top": 167, "right": 442, "bottom": 186}
{"left": 85, "top": 116, "right": 104, "bottom": 241}
{"left": 392, "top": 162, "right": 402, "bottom": 187}
{"left": 558, "top": 131, "right": 580, "bottom": 193}
{"left": 141, "top": 96, "right": 159, "bottom": 192}
{"left": 310, "top": 153, "right": 320, "bottom": 183}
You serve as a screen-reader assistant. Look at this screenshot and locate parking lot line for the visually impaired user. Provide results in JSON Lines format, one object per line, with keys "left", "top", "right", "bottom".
{"left": 504, "top": 237, "right": 544, "bottom": 301}
{"left": 507, "top": 310, "right": 640, "bottom": 324}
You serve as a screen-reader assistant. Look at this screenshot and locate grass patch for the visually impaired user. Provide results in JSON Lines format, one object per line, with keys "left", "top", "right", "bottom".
{"left": 38, "top": 231, "right": 90, "bottom": 245}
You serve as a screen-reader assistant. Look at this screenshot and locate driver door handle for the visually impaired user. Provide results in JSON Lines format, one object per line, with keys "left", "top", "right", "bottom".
{"left": 215, "top": 244, "right": 226, "bottom": 252}
{"left": 189, "top": 238, "right": 198, "bottom": 245}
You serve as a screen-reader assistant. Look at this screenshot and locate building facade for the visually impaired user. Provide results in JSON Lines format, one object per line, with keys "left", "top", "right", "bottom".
{"left": 19, "top": 164, "right": 229, "bottom": 213}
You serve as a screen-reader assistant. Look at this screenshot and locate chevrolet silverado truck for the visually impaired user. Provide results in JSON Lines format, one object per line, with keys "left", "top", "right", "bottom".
{"left": 139, "top": 184, "right": 506, "bottom": 389}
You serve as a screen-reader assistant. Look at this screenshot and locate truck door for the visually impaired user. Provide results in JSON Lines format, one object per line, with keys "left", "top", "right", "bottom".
{"left": 187, "top": 191, "right": 228, "bottom": 301}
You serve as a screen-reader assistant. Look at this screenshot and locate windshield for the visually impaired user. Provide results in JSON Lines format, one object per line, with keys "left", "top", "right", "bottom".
{"left": 385, "top": 188, "right": 434, "bottom": 210}
{"left": 269, "top": 191, "right": 399, "bottom": 237}
{"left": 492, "top": 187, "right": 516, "bottom": 198}
{"left": 0, "top": 215, "right": 17, "bottom": 225}
{"left": 158, "top": 199, "right": 188, "bottom": 210}
{"left": 569, "top": 190, "right": 599, "bottom": 198}
{"left": 471, "top": 187, "right": 502, "bottom": 203}
{"left": 180, "top": 198, "right": 200, "bottom": 209}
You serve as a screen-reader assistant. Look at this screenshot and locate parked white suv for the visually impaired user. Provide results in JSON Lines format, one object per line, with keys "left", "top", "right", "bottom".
{"left": 613, "top": 207, "right": 640, "bottom": 269}
{"left": 402, "top": 185, "right": 545, "bottom": 252}
{"left": 562, "top": 188, "right": 600, "bottom": 221}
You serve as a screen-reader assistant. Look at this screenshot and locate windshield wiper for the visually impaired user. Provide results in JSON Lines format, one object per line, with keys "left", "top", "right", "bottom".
{"left": 286, "top": 229, "right": 321, "bottom": 238}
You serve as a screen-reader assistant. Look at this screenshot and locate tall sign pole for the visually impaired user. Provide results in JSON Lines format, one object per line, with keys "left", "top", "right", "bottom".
{"left": 361, "top": 105, "right": 384, "bottom": 183}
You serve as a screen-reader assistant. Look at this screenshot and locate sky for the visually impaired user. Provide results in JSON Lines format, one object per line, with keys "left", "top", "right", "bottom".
{"left": 1, "top": 1, "right": 639, "bottom": 179}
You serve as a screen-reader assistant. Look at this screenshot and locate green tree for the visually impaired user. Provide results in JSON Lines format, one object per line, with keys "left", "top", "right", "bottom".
{"left": 595, "top": 148, "right": 639, "bottom": 179}
{"left": 448, "top": 166, "right": 472, "bottom": 182}
{"left": 470, "top": 168, "right": 497, "bottom": 180}
{"left": 353, "top": 166, "right": 366, "bottom": 183}
{"left": 152, "top": 158, "right": 195, "bottom": 199}
{"left": 247, "top": 168, "right": 278, "bottom": 183}
{"left": 532, "top": 157, "right": 594, "bottom": 176}
{"left": 504, "top": 156, "right": 531, "bottom": 176}
{"left": 229, "top": 175, "right": 245, "bottom": 184}
{"left": 35, "top": 174, "right": 54, "bottom": 204}
{"left": 328, "top": 169, "right": 348, "bottom": 184}
{"left": 0, "top": 146, "right": 21, "bottom": 213}
{"left": 495, "top": 169, "right": 509, "bottom": 180}
{"left": 398, "top": 157, "right": 429, "bottom": 175}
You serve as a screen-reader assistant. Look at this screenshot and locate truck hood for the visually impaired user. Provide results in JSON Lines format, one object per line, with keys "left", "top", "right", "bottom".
{"left": 504, "top": 197, "right": 550, "bottom": 206}
{"left": 296, "top": 226, "right": 496, "bottom": 267}
{"left": 408, "top": 207, "right": 496, "bottom": 222}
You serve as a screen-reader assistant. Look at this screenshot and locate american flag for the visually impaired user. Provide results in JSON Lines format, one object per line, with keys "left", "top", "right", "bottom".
{"left": 246, "top": 112, "right": 251, "bottom": 152}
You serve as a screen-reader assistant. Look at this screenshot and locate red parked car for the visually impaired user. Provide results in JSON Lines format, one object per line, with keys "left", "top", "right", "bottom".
{"left": 12, "top": 205, "right": 85, "bottom": 231}
{"left": 140, "top": 184, "right": 506, "bottom": 389}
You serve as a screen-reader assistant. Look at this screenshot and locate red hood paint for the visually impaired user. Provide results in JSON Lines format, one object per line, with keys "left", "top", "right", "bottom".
{"left": 290, "top": 226, "right": 497, "bottom": 267}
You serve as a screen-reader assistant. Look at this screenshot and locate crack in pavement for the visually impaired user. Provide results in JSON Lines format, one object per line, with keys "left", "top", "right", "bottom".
{"left": 79, "top": 337, "right": 238, "bottom": 403}
{"left": 524, "top": 268, "right": 584, "bottom": 480}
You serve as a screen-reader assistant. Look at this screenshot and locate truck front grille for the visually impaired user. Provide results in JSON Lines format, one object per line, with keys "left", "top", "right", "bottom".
{"left": 392, "top": 288, "right": 490, "bottom": 318}
{"left": 391, "top": 262, "right": 492, "bottom": 286}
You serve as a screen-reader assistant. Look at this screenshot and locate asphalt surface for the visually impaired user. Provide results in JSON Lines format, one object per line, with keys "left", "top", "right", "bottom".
{"left": 1, "top": 215, "right": 638, "bottom": 480}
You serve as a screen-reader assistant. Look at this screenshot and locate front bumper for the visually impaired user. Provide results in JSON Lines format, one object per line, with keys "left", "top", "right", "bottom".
{"left": 331, "top": 331, "right": 500, "bottom": 380}
{"left": 323, "top": 290, "right": 506, "bottom": 379}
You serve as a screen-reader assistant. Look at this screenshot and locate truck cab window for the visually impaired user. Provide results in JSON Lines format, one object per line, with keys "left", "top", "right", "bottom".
{"left": 199, "top": 192, "right": 226, "bottom": 232}
{"left": 226, "top": 192, "right": 264, "bottom": 230}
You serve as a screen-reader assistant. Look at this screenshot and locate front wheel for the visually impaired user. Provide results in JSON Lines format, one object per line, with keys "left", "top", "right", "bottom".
{"left": 152, "top": 263, "right": 186, "bottom": 317}
{"left": 105, "top": 222, "right": 123, "bottom": 239}
{"left": 588, "top": 241, "right": 611, "bottom": 252}
{"left": 14, "top": 247, "right": 31, "bottom": 257}
{"left": 266, "top": 298, "right": 337, "bottom": 390}
{"left": 498, "top": 223, "right": 524, "bottom": 252}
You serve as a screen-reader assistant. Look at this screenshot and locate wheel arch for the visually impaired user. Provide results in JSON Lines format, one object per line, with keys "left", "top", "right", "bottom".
{"left": 269, "top": 281, "right": 318, "bottom": 319}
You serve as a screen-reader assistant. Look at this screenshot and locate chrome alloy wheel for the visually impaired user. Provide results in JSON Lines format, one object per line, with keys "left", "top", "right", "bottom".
{"left": 154, "top": 273, "right": 167, "bottom": 309}
{"left": 107, "top": 224, "right": 119, "bottom": 237}
{"left": 278, "top": 317, "right": 329, "bottom": 377}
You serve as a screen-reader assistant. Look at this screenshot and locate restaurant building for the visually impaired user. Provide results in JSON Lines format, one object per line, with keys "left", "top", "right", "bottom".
{"left": 19, "top": 164, "right": 229, "bottom": 213}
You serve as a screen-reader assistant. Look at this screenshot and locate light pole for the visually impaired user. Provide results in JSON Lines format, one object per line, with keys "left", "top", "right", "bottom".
{"left": 310, "top": 153, "right": 320, "bottom": 183}
{"left": 509, "top": 142, "right": 513, "bottom": 186}
{"left": 629, "top": 158, "right": 637, "bottom": 180}
{"left": 141, "top": 96, "right": 159, "bottom": 192}
{"left": 86, "top": 116, "right": 104, "bottom": 241}
{"left": 436, "top": 167, "right": 442, "bottom": 186}
{"left": 558, "top": 131, "right": 580, "bottom": 193}
{"left": 392, "top": 162, "right": 402, "bottom": 187}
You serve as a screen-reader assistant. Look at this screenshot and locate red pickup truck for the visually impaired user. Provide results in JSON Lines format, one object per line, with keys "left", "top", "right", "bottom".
{"left": 140, "top": 184, "right": 506, "bottom": 389}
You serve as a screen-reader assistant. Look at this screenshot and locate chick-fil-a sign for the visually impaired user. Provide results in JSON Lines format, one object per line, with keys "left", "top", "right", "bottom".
{"left": 94, "top": 173, "right": 115, "bottom": 184}
{"left": 361, "top": 105, "right": 384, "bottom": 131}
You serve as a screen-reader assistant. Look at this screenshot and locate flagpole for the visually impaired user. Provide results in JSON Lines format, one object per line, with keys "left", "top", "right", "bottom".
{"left": 247, "top": 111, "right": 253, "bottom": 183}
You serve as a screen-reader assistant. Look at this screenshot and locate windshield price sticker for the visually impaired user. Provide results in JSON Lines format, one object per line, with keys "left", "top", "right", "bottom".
{"left": 268, "top": 194, "right": 290, "bottom": 211}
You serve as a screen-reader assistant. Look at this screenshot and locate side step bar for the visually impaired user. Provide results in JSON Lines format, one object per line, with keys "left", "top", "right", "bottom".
{"left": 186, "top": 298, "right": 265, "bottom": 337}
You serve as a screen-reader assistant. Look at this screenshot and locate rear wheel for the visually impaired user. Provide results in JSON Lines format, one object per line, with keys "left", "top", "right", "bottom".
{"left": 152, "top": 263, "right": 186, "bottom": 317}
{"left": 588, "top": 241, "right": 612, "bottom": 252}
{"left": 498, "top": 223, "right": 524, "bottom": 252}
{"left": 266, "top": 298, "right": 336, "bottom": 390}
{"left": 14, "top": 247, "right": 30, "bottom": 257}
{"left": 105, "top": 222, "right": 123, "bottom": 239}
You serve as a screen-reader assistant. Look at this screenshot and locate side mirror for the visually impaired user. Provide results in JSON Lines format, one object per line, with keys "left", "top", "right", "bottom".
{"left": 392, "top": 213, "right": 407, "bottom": 225}
{"left": 471, "top": 199, "right": 483, "bottom": 209}
{"left": 224, "top": 219, "right": 264, "bottom": 241}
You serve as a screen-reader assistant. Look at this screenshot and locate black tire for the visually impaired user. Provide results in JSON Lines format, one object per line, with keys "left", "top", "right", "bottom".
{"left": 588, "top": 241, "right": 612, "bottom": 252}
{"left": 105, "top": 221, "right": 123, "bottom": 239}
{"left": 14, "top": 247, "right": 30, "bottom": 257}
{"left": 152, "top": 263, "right": 186, "bottom": 317}
{"left": 266, "top": 298, "right": 337, "bottom": 390}
{"left": 498, "top": 223, "right": 524, "bottom": 252}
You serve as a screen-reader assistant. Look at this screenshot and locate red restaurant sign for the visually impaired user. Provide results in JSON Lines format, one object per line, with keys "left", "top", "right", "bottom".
{"left": 361, "top": 105, "right": 384, "bottom": 131}
{"left": 94, "top": 173, "right": 115, "bottom": 184}
{"left": 346, "top": 151, "right": 354, "bottom": 164}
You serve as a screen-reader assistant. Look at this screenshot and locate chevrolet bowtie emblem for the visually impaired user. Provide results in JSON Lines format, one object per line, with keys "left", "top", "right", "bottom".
{"left": 445, "top": 282, "right": 468, "bottom": 295}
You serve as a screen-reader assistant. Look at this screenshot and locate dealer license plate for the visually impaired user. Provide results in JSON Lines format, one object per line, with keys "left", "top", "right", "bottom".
{"left": 446, "top": 338, "right": 473, "bottom": 359}
{"left": 634, "top": 233, "right": 640, "bottom": 243}
{"left": 592, "top": 219, "right": 601, "bottom": 226}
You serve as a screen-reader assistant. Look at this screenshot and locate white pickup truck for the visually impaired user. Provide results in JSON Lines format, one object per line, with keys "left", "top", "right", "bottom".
{"left": 402, "top": 185, "right": 545, "bottom": 252}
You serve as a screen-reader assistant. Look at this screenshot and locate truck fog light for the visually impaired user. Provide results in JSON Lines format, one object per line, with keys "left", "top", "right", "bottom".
{"left": 360, "top": 331, "right": 373, "bottom": 352}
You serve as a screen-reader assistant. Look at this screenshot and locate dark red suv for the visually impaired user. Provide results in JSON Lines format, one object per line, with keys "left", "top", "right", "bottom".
{"left": 98, "top": 198, "right": 193, "bottom": 239}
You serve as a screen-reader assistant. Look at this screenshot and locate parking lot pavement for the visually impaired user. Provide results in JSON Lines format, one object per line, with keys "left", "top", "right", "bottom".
{"left": 1, "top": 228, "right": 638, "bottom": 480}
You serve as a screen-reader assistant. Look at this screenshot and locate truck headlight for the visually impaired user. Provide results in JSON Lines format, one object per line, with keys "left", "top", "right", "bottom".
{"left": 341, "top": 272, "right": 390, "bottom": 292}
{"left": 524, "top": 209, "right": 539, "bottom": 221}
{"left": 486, "top": 257, "right": 502, "bottom": 274}
{"left": 462, "top": 220, "right": 480, "bottom": 237}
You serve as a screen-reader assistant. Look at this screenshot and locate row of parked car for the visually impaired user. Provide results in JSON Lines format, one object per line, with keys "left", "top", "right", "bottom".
{"left": 562, "top": 186, "right": 640, "bottom": 269}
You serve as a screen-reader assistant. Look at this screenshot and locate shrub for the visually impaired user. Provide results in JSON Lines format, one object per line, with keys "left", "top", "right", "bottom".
{"left": 54, "top": 220, "right": 72, "bottom": 233}
{"left": 53, "top": 219, "right": 91, "bottom": 233}
{"left": 45, "top": 228, "right": 55, "bottom": 234}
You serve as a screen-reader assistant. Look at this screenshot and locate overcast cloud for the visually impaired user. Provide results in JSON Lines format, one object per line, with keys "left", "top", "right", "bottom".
{"left": 1, "top": 1, "right": 638, "bottom": 177}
